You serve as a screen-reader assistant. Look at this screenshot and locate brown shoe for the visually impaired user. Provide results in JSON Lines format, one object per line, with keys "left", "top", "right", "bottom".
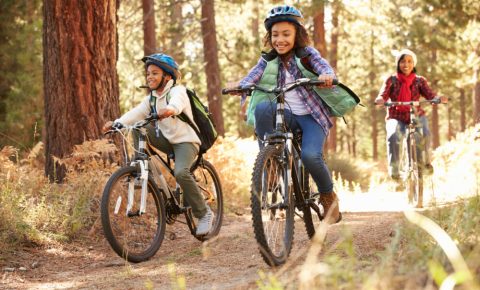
{"left": 319, "top": 192, "right": 341, "bottom": 224}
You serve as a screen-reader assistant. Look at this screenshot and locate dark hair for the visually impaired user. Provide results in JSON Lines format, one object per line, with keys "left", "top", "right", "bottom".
{"left": 263, "top": 22, "right": 310, "bottom": 50}
{"left": 396, "top": 54, "right": 417, "bottom": 73}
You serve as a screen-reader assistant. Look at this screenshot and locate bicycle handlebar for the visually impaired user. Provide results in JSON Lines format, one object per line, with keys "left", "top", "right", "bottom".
{"left": 384, "top": 98, "right": 442, "bottom": 107}
{"left": 221, "top": 78, "right": 339, "bottom": 95}
{"left": 104, "top": 115, "right": 158, "bottom": 136}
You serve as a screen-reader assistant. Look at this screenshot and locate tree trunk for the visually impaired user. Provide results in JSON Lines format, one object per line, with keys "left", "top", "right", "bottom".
{"left": 460, "top": 88, "right": 466, "bottom": 131}
{"left": 169, "top": 0, "right": 184, "bottom": 65}
{"left": 328, "top": 0, "right": 340, "bottom": 153}
{"left": 473, "top": 45, "right": 480, "bottom": 124}
{"left": 369, "top": 32, "right": 378, "bottom": 160}
{"left": 142, "top": 0, "right": 156, "bottom": 56}
{"left": 43, "top": 0, "right": 120, "bottom": 182}
{"left": 312, "top": 0, "right": 327, "bottom": 58}
{"left": 430, "top": 49, "right": 440, "bottom": 148}
{"left": 200, "top": 0, "right": 224, "bottom": 136}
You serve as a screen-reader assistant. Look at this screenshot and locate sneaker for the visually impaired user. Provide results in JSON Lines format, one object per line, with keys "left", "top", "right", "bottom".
{"left": 196, "top": 206, "right": 214, "bottom": 236}
{"left": 319, "top": 192, "right": 341, "bottom": 224}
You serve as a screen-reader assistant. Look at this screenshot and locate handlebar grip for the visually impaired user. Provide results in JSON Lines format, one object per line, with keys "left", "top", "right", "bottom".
{"left": 309, "top": 79, "right": 339, "bottom": 85}
{"left": 221, "top": 88, "right": 233, "bottom": 95}
{"left": 222, "top": 87, "right": 252, "bottom": 95}
{"left": 112, "top": 122, "right": 124, "bottom": 130}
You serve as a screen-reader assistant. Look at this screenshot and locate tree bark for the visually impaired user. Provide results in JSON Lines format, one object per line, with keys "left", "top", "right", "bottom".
{"left": 430, "top": 49, "right": 440, "bottom": 148}
{"left": 369, "top": 31, "right": 378, "bottom": 159}
{"left": 169, "top": 0, "right": 184, "bottom": 65}
{"left": 473, "top": 45, "right": 480, "bottom": 124}
{"left": 460, "top": 88, "right": 466, "bottom": 131}
{"left": 43, "top": 0, "right": 120, "bottom": 182}
{"left": 312, "top": 0, "right": 327, "bottom": 58}
{"left": 200, "top": 0, "right": 224, "bottom": 136}
{"left": 328, "top": 0, "right": 340, "bottom": 154}
{"left": 142, "top": 0, "right": 156, "bottom": 56}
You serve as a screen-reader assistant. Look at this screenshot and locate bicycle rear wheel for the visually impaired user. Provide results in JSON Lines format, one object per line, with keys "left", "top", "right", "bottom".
{"left": 101, "top": 166, "right": 166, "bottom": 263}
{"left": 407, "top": 134, "right": 423, "bottom": 208}
{"left": 251, "top": 145, "right": 294, "bottom": 266}
{"left": 192, "top": 159, "right": 223, "bottom": 241}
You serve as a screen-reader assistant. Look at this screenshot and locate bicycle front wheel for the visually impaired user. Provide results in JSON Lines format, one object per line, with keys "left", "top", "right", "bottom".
{"left": 251, "top": 145, "right": 294, "bottom": 266}
{"left": 408, "top": 134, "right": 423, "bottom": 208}
{"left": 192, "top": 159, "right": 223, "bottom": 241}
{"left": 101, "top": 166, "right": 166, "bottom": 263}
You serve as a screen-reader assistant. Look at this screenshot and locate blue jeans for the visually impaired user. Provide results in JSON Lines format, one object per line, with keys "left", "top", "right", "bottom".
{"left": 254, "top": 101, "right": 333, "bottom": 193}
{"left": 386, "top": 117, "right": 428, "bottom": 178}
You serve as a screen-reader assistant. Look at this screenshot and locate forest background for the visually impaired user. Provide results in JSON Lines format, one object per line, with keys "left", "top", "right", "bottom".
{"left": 1, "top": 0, "right": 479, "bottom": 167}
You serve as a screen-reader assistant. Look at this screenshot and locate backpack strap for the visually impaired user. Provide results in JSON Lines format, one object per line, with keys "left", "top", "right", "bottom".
{"left": 149, "top": 91, "right": 157, "bottom": 114}
{"left": 166, "top": 91, "right": 205, "bottom": 167}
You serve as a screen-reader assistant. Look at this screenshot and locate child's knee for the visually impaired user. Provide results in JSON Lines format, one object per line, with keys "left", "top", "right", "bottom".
{"left": 174, "top": 167, "right": 191, "bottom": 181}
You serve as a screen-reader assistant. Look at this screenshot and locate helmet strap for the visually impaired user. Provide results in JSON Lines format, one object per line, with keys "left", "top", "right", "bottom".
{"left": 152, "top": 74, "right": 167, "bottom": 92}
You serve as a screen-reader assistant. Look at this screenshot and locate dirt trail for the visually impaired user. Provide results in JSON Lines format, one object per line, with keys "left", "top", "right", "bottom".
{"left": 1, "top": 205, "right": 403, "bottom": 289}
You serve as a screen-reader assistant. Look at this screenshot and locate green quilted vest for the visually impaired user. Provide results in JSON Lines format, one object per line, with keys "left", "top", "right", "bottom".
{"left": 246, "top": 55, "right": 360, "bottom": 126}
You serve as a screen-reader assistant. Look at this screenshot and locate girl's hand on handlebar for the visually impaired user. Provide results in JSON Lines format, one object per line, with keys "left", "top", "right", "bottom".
{"left": 439, "top": 96, "right": 448, "bottom": 104}
{"left": 374, "top": 97, "right": 385, "bottom": 106}
{"left": 317, "top": 74, "right": 335, "bottom": 88}
{"left": 224, "top": 81, "right": 242, "bottom": 95}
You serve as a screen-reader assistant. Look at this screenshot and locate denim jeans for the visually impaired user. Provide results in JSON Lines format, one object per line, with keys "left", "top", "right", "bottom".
{"left": 386, "top": 117, "right": 428, "bottom": 178}
{"left": 254, "top": 101, "right": 333, "bottom": 193}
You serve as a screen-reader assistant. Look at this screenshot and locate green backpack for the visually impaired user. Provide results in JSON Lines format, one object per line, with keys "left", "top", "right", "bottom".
{"left": 296, "top": 57, "right": 361, "bottom": 118}
{"left": 151, "top": 88, "right": 218, "bottom": 156}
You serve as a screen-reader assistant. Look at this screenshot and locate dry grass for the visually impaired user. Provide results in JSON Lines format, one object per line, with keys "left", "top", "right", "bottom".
{"left": 292, "top": 124, "right": 480, "bottom": 289}
{"left": 2, "top": 125, "right": 479, "bottom": 289}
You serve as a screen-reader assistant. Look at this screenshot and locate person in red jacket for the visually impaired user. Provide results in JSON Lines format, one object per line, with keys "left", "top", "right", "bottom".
{"left": 375, "top": 49, "right": 447, "bottom": 185}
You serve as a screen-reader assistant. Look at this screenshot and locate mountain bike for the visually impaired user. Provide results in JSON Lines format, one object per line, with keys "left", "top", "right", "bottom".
{"left": 101, "top": 116, "right": 223, "bottom": 263}
{"left": 223, "top": 78, "right": 337, "bottom": 266}
{"left": 384, "top": 99, "right": 442, "bottom": 208}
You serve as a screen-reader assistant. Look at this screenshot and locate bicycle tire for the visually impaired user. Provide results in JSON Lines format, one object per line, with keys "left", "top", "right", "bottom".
{"left": 251, "top": 145, "right": 295, "bottom": 266}
{"left": 408, "top": 134, "right": 423, "bottom": 207}
{"left": 192, "top": 160, "right": 224, "bottom": 241}
{"left": 101, "top": 166, "right": 166, "bottom": 263}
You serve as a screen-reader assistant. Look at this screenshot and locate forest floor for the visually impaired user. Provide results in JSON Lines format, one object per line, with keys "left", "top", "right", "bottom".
{"left": 2, "top": 187, "right": 425, "bottom": 290}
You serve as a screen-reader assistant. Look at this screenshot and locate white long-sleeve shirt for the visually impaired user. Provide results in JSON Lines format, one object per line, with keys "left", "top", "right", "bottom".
{"left": 115, "top": 80, "right": 201, "bottom": 146}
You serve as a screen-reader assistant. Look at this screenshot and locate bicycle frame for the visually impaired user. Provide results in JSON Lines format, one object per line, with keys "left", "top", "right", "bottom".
{"left": 236, "top": 78, "right": 326, "bottom": 217}
{"left": 110, "top": 121, "right": 192, "bottom": 227}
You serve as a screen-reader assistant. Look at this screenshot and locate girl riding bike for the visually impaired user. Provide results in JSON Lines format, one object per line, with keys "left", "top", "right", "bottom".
{"left": 103, "top": 53, "right": 214, "bottom": 236}
{"left": 226, "top": 5, "right": 341, "bottom": 224}
{"left": 375, "top": 49, "right": 447, "bottom": 186}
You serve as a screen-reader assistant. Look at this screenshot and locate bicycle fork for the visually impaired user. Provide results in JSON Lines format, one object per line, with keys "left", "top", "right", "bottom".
{"left": 123, "top": 160, "right": 149, "bottom": 216}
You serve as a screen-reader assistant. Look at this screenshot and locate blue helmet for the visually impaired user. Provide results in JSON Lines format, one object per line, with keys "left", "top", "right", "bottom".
{"left": 142, "top": 53, "right": 180, "bottom": 80}
{"left": 264, "top": 5, "right": 303, "bottom": 30}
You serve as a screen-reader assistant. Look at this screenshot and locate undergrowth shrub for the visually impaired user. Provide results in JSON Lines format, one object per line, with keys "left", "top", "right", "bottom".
{"left": 203, "top": 136, "right": 257, "bottom": 213}
{"left": 326, "top": 153, "right": 376, "bottom": 191}
{"left": 0, "top": 140, "right": 118, "bottom": 257}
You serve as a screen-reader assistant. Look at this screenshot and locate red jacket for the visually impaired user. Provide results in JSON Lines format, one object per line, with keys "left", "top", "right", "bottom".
{"left": 378, "top": 75, "right": 437, "bottom": 124}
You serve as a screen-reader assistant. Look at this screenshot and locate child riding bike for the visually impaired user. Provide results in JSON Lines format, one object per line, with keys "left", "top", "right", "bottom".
{"left": 375, "top": 49, "right": 447, "bottom": 186}
{"left": 226, "top": 5, "right": 341, "bottom": 224}
{"left": 102, "top": 53, "right": 214, "bottom": 235}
